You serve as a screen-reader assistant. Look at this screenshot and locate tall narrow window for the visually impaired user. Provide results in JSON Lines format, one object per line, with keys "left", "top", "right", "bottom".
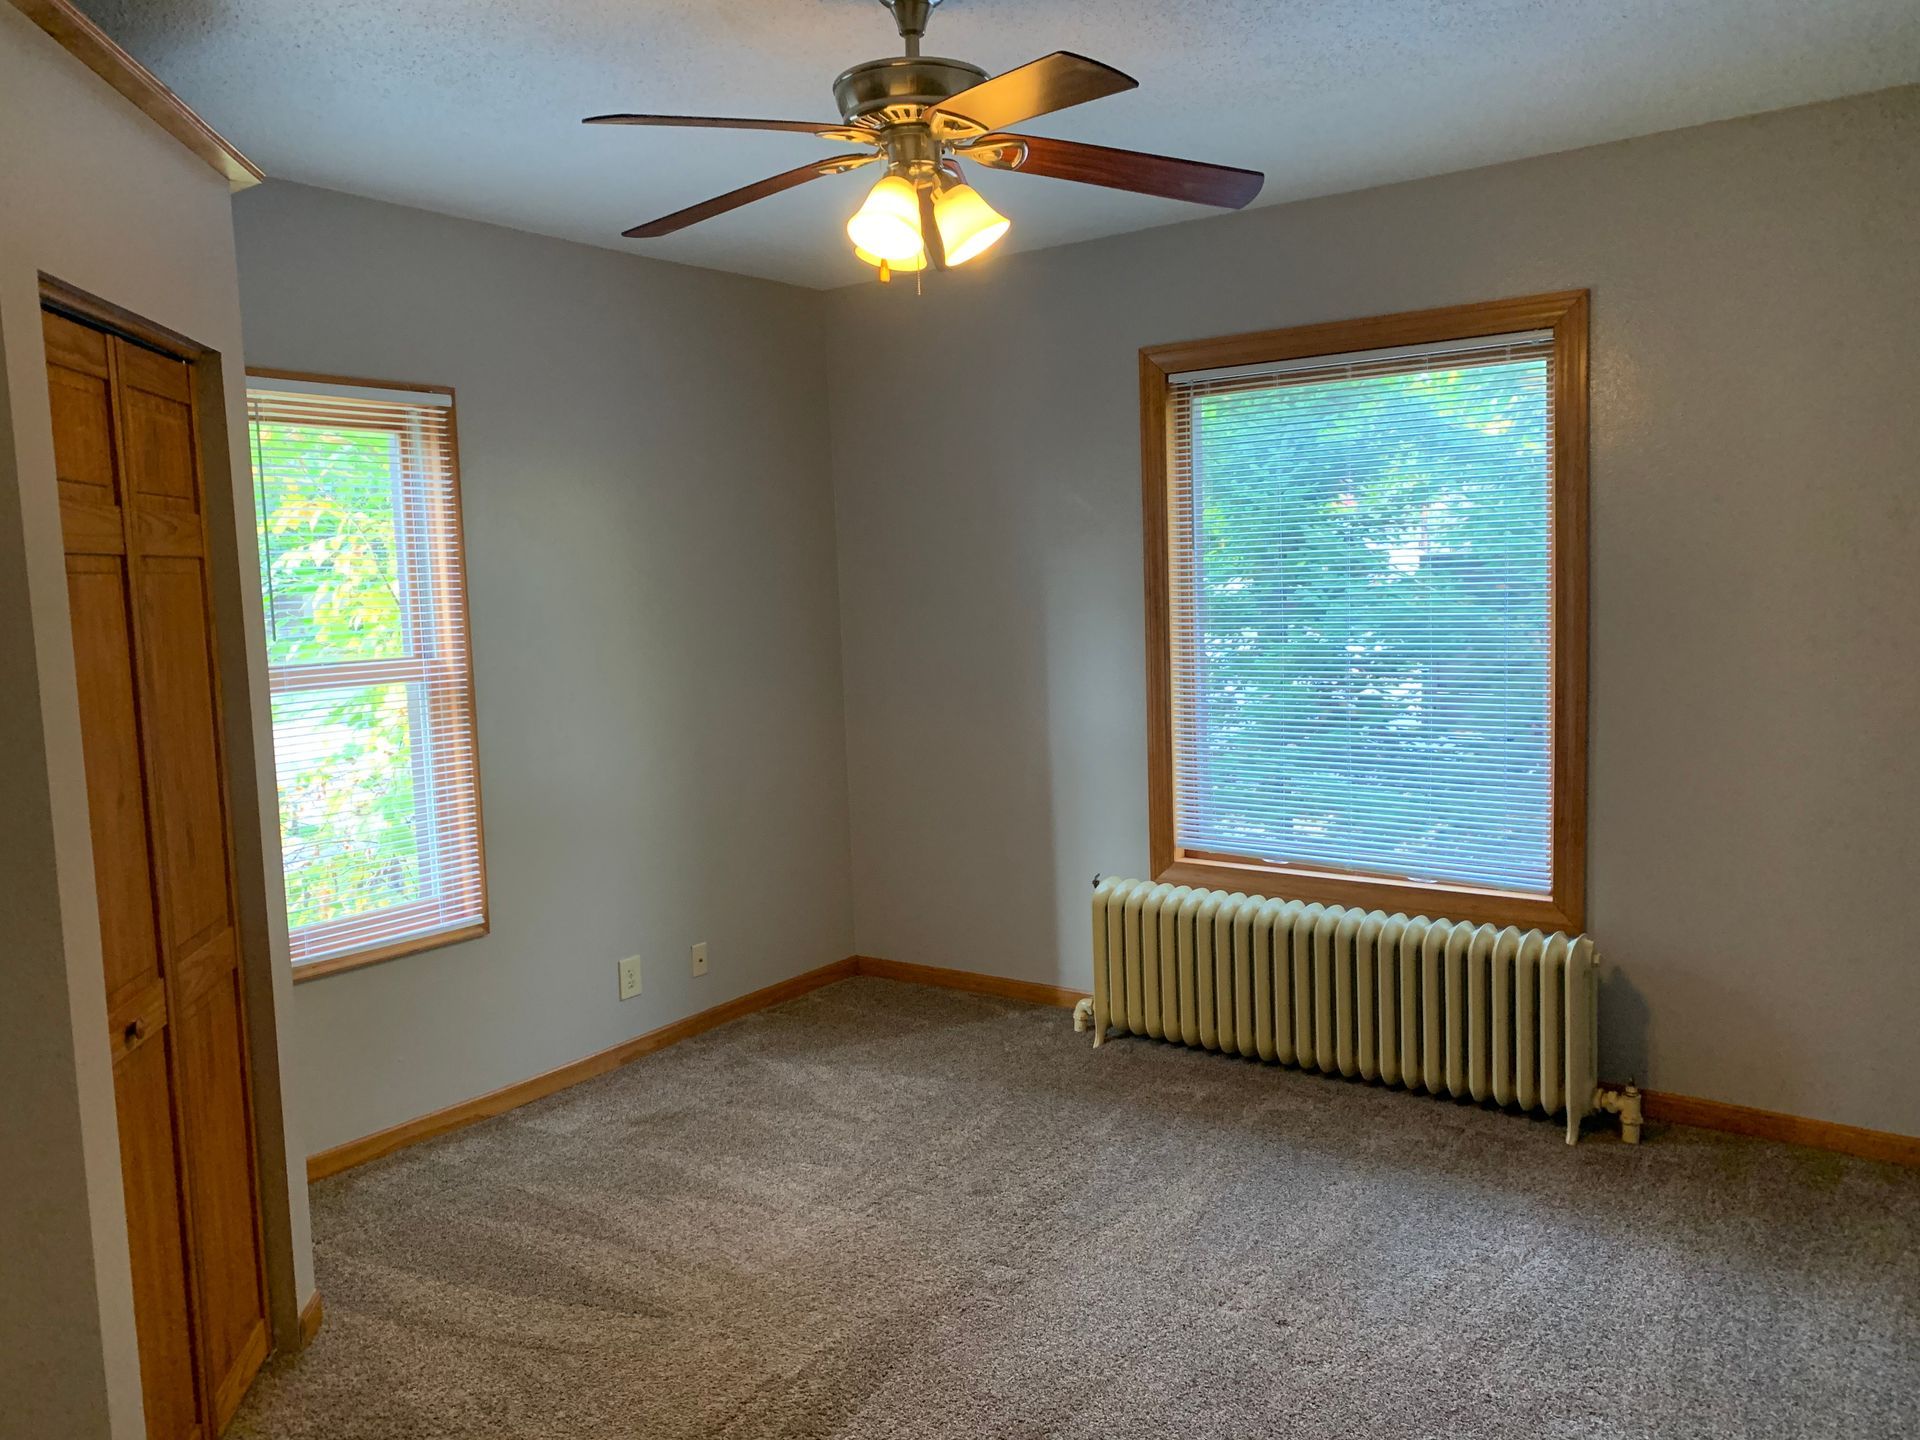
{"left": 247, "top": 373, "right": 486, "bottom": 975}
{"left": 1140, "top": 293, "right": 1588, "bottom": 930}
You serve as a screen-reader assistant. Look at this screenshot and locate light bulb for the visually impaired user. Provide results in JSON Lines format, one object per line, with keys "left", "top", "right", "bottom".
{"left": 846, "top": 176, "right": 924, "bottom": 263}
{"left": 933, "top": 182, "right": 1010, "bottom": 266}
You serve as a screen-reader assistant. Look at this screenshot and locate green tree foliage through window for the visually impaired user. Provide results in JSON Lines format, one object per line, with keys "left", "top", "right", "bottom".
{"left": 253, "top": 421, "right": 424, "bottom": 929}
{"left": 1174, "top": 351, "right": 1552, "bottom": 892}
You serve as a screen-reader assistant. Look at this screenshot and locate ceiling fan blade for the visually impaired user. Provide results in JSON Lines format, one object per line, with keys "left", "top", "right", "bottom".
{"left": 961, "top": 134, "right": 1264, "bottom": 209}
{"left": 926, "top": 52, "right": 1136, "bottom": 140}
{"left": 586, "top": 114, "right": 876, "bottom": 145}
{"left": 623, "top": 154, "right": 879, "bottom": 239}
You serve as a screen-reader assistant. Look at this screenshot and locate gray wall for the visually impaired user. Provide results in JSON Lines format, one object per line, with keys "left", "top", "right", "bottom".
{"left": 1, "top": 9, "right": 313, "bottom": 1434}
{"left": 823, "top": 87, "right": 1920, "bottom": 1137}
{"left": 232, "top": 184, "right": 856, "bottom": 1155}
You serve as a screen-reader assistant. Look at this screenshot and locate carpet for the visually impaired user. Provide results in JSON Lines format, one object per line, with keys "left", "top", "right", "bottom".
{"left": 233, "top": 977, "right": 1920, "bottom": 1438}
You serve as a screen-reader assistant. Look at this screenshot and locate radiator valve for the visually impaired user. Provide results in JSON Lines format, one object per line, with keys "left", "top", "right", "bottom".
{"left": 1593, "top": 1082, "right": 1645, "bottom": 1144}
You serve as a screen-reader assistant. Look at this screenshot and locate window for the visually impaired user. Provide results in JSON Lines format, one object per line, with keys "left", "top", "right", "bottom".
{"left": 1140, "top": 293, "right": 1588, "bottom": 930}
{"left": 247, "top": 373, "right": 487, "bottom": 976}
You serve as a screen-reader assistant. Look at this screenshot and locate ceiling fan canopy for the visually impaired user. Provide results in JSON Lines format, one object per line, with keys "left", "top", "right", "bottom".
{"left": 586, "top": 0, "right": 1264, "bottom": 280}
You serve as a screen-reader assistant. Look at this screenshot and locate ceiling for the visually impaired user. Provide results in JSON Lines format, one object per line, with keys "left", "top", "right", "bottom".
{"left": 80, "top": 0, "right": 1920, "bottom": 289}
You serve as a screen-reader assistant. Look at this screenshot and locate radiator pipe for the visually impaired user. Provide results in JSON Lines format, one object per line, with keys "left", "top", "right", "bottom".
{"left": 1592, "top": 1082, "right": 1645, "bottom": 1144}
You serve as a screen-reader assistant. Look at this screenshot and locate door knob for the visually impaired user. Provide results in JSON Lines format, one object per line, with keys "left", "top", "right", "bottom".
{"left": 124, "top": 1017, "right": 147, "bottom": 1045}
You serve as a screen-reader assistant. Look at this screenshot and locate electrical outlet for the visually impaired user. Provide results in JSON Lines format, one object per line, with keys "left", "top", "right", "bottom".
{"left": 690, "top": 942, "right": 708, "bottom": 978}
{"left": 618, "top": 955, "right": 643, "bottom": 1000}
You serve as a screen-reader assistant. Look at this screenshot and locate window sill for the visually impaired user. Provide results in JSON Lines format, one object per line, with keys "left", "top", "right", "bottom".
{"left": 290, "top": 920, "right": 489, "bottom": 984}
{"left": 1155, "top": 855, "right": 1582, "bottom": 934}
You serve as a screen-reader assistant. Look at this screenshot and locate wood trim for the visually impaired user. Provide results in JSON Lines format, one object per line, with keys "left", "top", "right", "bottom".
{"left": 295, "top": 1291, "right": 323, "bottom": 1350}
{"left": 40, "top": 274, "right": 211, "bottom": 360}
{"left": 304, "top": 955, "right": 1092, "bottom": 1181}
{"left": 306, "top": 958, "right": 860, "bottom": 1180}
{"left": 1550, "top": 293, "right": 1591, "bottom": 934}
{"left": 249, "top": 371, "right": 489, "bottom": 980}
{"left": 434, "top": 381, "right": 489, "bottom": 957}
{"left": 8, "top": 0, "right": 263, "bottom": 190}
{"left": 1140, "top": 291, "right": 1590, "bottom": 933}
{"left": 290, "top": 921, "right": 489, "bottom": 985}
{"left": 1139, "top": 290, "right": 1591, "bottom": 376}
{"left": 853, "top": 955, "right": 1087, "bottom": 1009}
{"left": 303, "top": 949, "right": 1920, "bottom": 1180}
{"left": 1140, "top": 343, "right": 1177, "bottom": 884}
{"left": 1639, "top": 1090, "right": 1920, "bottom": 1169}
{"left": 246, "top": 368, "right": 455, "bottom": 400}
{"left": 1154, "top": 858, "right": 1580, "bottom": 933}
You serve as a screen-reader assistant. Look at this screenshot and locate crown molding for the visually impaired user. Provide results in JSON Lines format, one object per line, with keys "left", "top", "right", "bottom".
{"left": 9, "top": 0, "right": 262, "bottom": 189}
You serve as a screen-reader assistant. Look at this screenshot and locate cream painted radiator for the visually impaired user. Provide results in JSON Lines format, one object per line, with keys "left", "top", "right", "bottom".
{"left": 1079, "top": 878, "right": 1639, "bottom": 1144}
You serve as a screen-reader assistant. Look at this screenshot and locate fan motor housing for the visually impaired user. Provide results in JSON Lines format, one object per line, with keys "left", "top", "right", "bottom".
{"left": 833, "top": 55, "right": 988, "bottom": 125}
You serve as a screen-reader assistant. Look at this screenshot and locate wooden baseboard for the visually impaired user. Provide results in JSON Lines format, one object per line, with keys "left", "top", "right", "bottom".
{"left": 305, "top": 950, "right": 1917, "bottom": 1179}
{"left": 296, "top": 1291, "right": 324, "bottom": 1350}
{"left": 1639, "top": 1089, "right": 1919, "bottom": 1168}
{"left": 852, "top": 954, "right": 1088, "bottom": 1009}
{"left": 306, "top": 957, "right": 858, "bottom": 1180}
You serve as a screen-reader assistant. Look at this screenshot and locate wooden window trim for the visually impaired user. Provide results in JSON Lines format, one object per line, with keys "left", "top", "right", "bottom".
{"left": 248, "top": 368, "right": 490, "bottom": 983}
{"left": 1139, "top": 291, "right": 1589, "bottom": 932}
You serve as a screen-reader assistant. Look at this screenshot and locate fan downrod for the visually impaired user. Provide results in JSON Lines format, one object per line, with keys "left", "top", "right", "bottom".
{"left": 880, "top": 0, "right": 943, "bottom": 58}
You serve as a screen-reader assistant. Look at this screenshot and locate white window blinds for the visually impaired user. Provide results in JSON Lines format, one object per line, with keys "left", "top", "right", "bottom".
{"left": 247, "top": 378, "right": 486, "bottom": 968}
{"left": 1167, "top": 331, "right": 1556, "bottom": 894}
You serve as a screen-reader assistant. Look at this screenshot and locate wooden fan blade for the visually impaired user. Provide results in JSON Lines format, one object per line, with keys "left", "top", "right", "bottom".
{"left": 623, "top": 154, "right": 878, "bottom": 239}
{"left": 926, "top": 52, "right": 1136, "bottom": 139}
{"left": 962, "top": 134, "right": 1263, "bottom": 209}
{"left": 586, "top": 114, "right": 876, "bottom": 145}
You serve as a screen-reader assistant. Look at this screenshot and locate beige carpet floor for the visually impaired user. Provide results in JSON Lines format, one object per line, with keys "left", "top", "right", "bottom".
{"left": 234, "top": 977, "right": 1920, "bottom": 1438}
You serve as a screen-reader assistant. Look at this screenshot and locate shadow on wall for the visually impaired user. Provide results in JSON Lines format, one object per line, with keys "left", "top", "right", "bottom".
{"left": 1599, "top": 964, "right": 1651, "bottom": 1086}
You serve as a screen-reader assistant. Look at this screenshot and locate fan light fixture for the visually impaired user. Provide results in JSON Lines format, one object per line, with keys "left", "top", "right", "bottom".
{"left": 848, "top": 172, "right": 1010, "bottom": 274}
{"left": 846, "top": 175, "right": 924, "bottom": 261}
{"left": 587, "top": 0, "right": 1266, "bottom": 286}
{"left": 932, "top": 182, "right": 1010, "bottom": 265}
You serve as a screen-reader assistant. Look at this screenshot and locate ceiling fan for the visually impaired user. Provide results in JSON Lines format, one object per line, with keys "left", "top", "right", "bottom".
{"left": 585, "top": 0, "right": 1264, "bottom": 281}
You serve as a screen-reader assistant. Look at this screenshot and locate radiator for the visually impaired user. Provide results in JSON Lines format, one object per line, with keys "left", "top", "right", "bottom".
{"left": 1083, "top": 878, "right": 1633, "bottom": 1144}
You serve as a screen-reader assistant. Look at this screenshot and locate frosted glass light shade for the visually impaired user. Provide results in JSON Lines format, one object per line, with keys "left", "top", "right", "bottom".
{"left": 846, "top": 176, "right": 924, "bottom": 262}
{"left": 933, "top": 182, "right": 1010, "bottom": 265}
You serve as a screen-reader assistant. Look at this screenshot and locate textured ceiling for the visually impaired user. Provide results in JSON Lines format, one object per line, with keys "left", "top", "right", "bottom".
{"left": 79, "top": 0, "right": 1920, "bottom": 289}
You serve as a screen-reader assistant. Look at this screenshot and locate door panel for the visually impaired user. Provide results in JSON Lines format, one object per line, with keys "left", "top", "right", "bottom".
{"left": 175, "top": 975, "right": 271, "bottom": 1426}
{"left": 136, "top": 557, "right": 232, "bottom": 956}
{"left": 48, "top": 306, "right": 211, "bottom": 1440}
{"left": 115, "top": 1029, "right": 207, "bottom": 1440}
{"left": 114, "top": 331, "right": 271, "bottom": 1418}
{"left": 124, "top": 387, "right": 199, "bottom": 507}
{"left": 48, "top": 368, "right": 118, "bottom": 503}
{"left": 47, "top": 306, "right": 270, "bottom": 1436}
{"left": 65, "top": 556, "right": 164, "bottom": 1009}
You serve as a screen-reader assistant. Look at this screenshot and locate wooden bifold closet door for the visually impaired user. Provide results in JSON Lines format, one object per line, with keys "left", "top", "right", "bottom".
{"left": 44, "top": 306, "right": 270, "bottom": 1438}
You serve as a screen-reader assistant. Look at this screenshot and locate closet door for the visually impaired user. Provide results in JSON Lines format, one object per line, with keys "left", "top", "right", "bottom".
{"left": 46, "top": 307, "right": 270, "bottom": 1436}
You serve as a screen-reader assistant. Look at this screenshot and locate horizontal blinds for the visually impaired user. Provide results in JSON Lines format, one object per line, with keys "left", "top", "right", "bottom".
{"left": 1167, "top": 332, "right": 1555, "bottom": 894}
{"left": 247, "top": 381, "right": 485, "bottom": 965}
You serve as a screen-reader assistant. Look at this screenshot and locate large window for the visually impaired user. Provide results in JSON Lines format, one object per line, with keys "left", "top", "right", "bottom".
{"left": 248, "top": 373, "right": 486, "bottom": 976}
{"left": 1140, "top": 293, "right": 1588, "bottom": 930}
